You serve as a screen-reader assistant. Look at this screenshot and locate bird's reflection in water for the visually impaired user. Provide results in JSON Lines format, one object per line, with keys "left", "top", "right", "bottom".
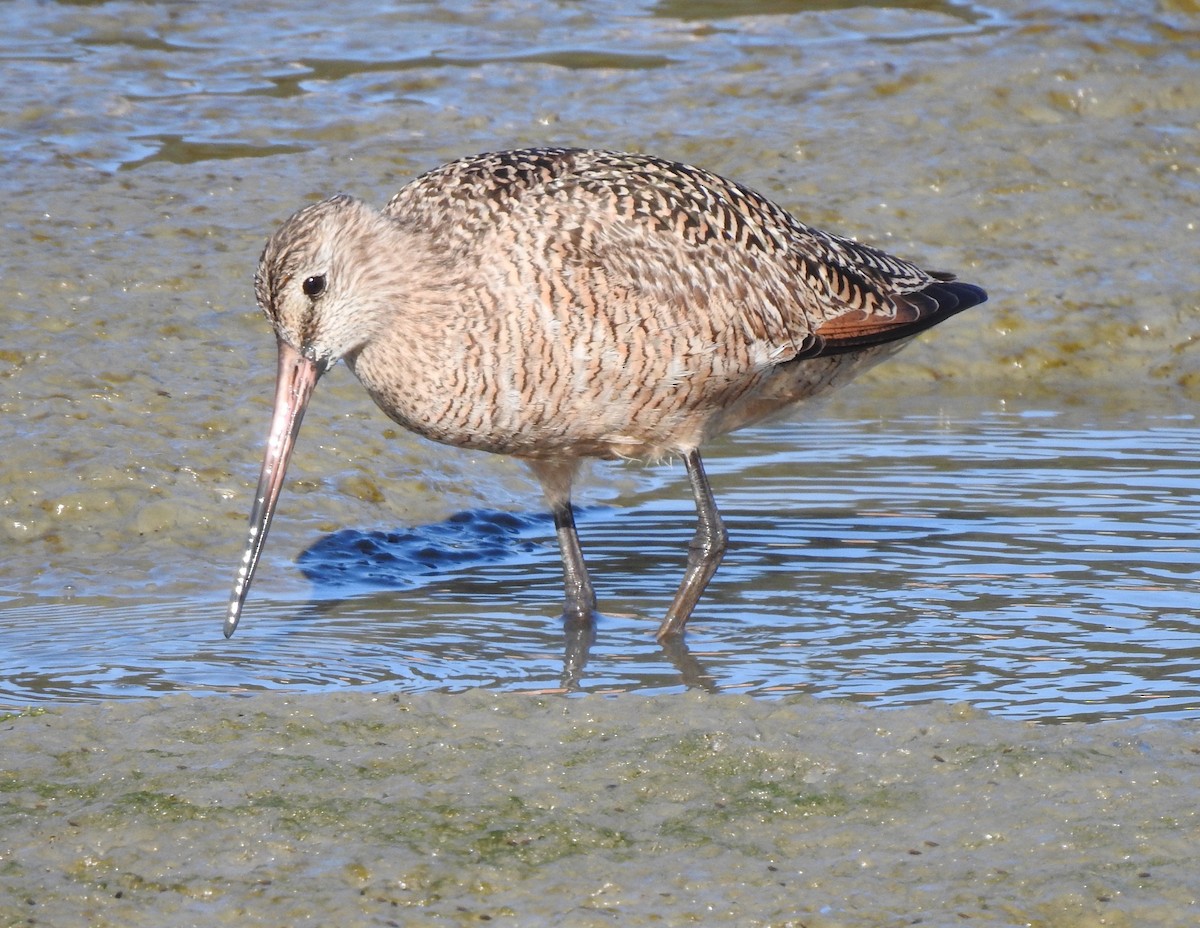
{"left": 281, "top": 511, "right": 725, "bottom": 694}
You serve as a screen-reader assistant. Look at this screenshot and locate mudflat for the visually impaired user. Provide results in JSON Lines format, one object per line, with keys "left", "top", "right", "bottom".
{"left": 3, "top": 691, "right": 1197, "bottom": 925}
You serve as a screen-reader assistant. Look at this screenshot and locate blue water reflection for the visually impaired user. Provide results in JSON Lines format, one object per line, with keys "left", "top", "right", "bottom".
{"left": 2, "top": 408, "right": 1198, "bottom": 721}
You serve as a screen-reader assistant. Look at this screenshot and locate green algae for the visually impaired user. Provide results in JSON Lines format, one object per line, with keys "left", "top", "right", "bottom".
{"left": 1, "top": 692, "right": 1197, "bottom": 926}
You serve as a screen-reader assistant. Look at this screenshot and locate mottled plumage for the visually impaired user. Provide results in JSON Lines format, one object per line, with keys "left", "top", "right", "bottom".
{"left": 227, "top": 148, "right": 986, "bottom": 641}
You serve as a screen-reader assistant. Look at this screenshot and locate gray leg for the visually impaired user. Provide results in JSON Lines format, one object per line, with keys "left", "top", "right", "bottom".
{"left": 526, "top": 458, "right": 597, "bottom": 619}
{"left": 657, "top": 449, "right": 727, "bottom": 640}
{"left": 551, "top": 499, "right": 597, "bottom": 618}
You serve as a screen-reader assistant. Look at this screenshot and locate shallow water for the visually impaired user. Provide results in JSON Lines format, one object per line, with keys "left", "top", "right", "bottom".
{"left": 3, "top": 400, "right": 1199, "bottom": 722}
{"left": 2, "top": 0, "right": 1200, "bottom": 723}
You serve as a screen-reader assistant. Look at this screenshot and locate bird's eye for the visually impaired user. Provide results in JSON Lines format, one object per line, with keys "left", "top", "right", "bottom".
{"left": 302, "top": 275, "right": 327, "bottom": 298}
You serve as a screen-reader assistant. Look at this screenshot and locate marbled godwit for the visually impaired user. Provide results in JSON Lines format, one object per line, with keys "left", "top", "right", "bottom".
{"left": 225, "top": 148, "right": 985, "bottom": 642}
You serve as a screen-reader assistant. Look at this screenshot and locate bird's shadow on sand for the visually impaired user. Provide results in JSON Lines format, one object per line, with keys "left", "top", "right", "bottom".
{"left": 295, "top": 506, "right": 718, "bottom": 692}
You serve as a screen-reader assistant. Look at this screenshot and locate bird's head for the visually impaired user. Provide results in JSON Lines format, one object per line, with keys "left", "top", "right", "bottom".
{"left": 254, "top": 194, "right": 396, "bottom": 370}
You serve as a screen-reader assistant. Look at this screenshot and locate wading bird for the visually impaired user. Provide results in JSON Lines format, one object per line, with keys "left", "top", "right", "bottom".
{"left": 225, "top": 148, "right": 985, "bottom": 642}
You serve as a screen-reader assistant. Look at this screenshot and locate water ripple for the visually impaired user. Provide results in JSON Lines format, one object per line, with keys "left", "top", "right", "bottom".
{"left": 2, "top": 411, "right": 1199, "bottom": 721}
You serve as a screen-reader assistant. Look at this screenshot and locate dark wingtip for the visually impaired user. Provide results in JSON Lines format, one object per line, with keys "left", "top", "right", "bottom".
{"left": 927, "top": 280, "right": 988, "bottom": 314}
{"left": 890, "top": 278, "right": 988, "bottom": 337}
{"left": 810, "top": 277, "right": 986, "bottom": 356}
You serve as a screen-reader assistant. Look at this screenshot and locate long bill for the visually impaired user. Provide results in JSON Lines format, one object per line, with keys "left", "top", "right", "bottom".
{"left": 224, "top": 338, "right": 325, "bottom": 638}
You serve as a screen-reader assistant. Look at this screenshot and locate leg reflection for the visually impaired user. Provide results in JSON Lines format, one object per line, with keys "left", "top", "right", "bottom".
{"left": 659, "top": 633, "right": 720, "bottom": 692}
{"left": 559, "top": 608, "right": 597, "bottom": 691}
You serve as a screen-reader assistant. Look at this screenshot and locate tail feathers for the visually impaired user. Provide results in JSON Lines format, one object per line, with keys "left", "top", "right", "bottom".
{"left": 801, "top": 278, "right": 986, "bottom": 358}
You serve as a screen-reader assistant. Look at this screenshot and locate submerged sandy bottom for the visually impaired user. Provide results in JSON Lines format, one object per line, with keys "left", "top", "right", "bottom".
{"left": 2, "top": 692, "right": 1196, "bottom": 926}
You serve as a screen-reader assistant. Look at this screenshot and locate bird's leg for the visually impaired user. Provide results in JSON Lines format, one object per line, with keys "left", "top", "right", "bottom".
{"left": 657, "top": 450, "right": 727, "bottom": 641}
{"left": 526, "top": 458, "right": 597, "bottom": 620}
{"left": 551, "top": 495, "right": 598, "bottom": 690}
{"left": 551, "top": 498, "right": 598, "bottom": 618}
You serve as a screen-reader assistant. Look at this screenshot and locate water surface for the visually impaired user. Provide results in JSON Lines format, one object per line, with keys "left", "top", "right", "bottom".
{"left": 4, "top": 401, "right": 1198, "bottom": 721}
{"left": 1, "top": 0, "right": 1199, "bottom": 722}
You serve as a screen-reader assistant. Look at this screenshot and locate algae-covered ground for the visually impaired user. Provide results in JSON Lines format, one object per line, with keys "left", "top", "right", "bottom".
{"left": 2, "top": 692, "right": 1197, "bottom": 926}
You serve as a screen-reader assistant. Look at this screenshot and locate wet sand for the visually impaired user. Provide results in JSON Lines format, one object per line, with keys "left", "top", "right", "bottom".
{"left": 3, "top": 692, "right": 1198, "bottom": 926}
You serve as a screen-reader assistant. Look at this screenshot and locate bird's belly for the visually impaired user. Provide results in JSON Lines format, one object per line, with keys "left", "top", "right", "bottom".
{"left": 706, "top": 340, "right": 912, "bottom": 436}
{"left": 365, "top": 381, "right": 705, "bottom": 461}
{"left": 350, "top": 343, "right": 748, "bottom": 461}
{"left": 350, "top": 339, "right": 904, "bottom": 464}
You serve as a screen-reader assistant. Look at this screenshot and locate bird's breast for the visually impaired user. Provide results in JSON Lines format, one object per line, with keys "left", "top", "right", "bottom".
{"left": 344, "top": 278, "right": 794, "bottom": 461}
